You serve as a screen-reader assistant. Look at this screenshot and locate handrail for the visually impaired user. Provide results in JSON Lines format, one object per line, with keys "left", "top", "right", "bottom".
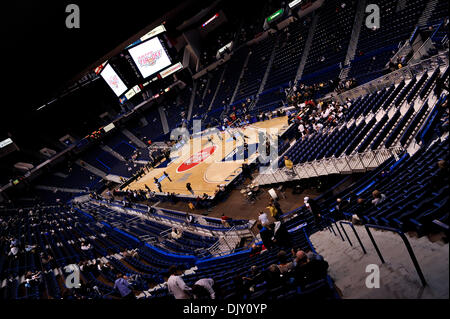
{"left": 302, "top": 223, "right": 317, "bottom": 254}
{"left": 325, "top": 217, "right": 344, "bottom": 242}
{"left": 205, "top": 226, "right": 240, "bottom": 257}
{"left": 339, "top": 221, "right": 367, "bottom": 254}
{"left": 335, "top": 53, "right": 448, "bottom": 103}
{"left": 364, "top": 224, "right": 427, "bottom": 287}
{"left": 254, "top": 146, "right": 404, "bottom": 186}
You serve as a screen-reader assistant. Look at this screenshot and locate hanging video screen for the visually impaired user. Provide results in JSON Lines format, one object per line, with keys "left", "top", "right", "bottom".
{"left": 128, "top": 37, "right": 172, "bottom": 79}
{"left": 100, "top": 63, "right": 128, "bottom": 96}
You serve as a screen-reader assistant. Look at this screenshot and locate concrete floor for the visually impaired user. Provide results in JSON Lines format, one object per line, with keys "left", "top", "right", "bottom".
{"left": 155, "top": 181, "right": 322, "bottom": 222}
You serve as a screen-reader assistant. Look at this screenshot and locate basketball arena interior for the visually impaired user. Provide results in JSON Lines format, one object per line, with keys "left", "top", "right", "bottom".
{"left": 0, "top": 0, "right": 449, "bottom": 305}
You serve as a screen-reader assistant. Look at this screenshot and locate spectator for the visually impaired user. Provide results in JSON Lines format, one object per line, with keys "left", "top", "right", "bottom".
{"left": 267, "top": 202, "right": 281, "bottom": 221}
{"left": 371, "top": 190, "right": 386, "bottom": 206}
{"left": 304, "top": 196, "right": 322, "bottom": 229}
{"left": 221, "top": 214, "right": 231, "bottom": 227}
{"left": 171, "top": 227, "right": 182, "bottom": 240}
{"left": 166, "top": 265, "right": 191, "bottom": 299}
{"left": 183, "top": 214, "right": 194, "bottom": 227}
{"left": 256, "top": 224, "right": 274, "bottom": 249}
{"left": 284, "top": 156, "right": 295, "bottom": 176}
{"left": 191, "top": 278, "right": 215, "bottom": 299}
{"left": 9, "top": 245, "right": 19, "bottom": 258}
{"left": 242, "top": 265, "right": 264, "bottom": 292}
{"left": 353, "top": 198, "right": 370, "bottom": 224}
{"left": 258, "top": 211, "right": 269, "bottom": 226}
{"left": 249, "top": 243, "right": 264, "bottom": 257}
{"left": 334, "top": 198, "right": 347, "bottom": 220}
{"left": 264, "top": 264, "right": 282, "bottom": 289}
{"left": 291, "top": 250, "right": 329, "bottom": 288}
{"left": 276, "top": 250, "right": 294, "bottom": 274}
{"left": 431, "top": 160, "right": 449, "bottom": 191}
{"left": 114, "top": 274, "right": 135, "bottom": 299}
{"left": 25, "top": 244, "right": 37, "bottom": 253}
{"left": 80, "top": 241, "right": 92, "bottom": 251}
{"left": 272, "top": 221, "right": 292, "bottom": 248}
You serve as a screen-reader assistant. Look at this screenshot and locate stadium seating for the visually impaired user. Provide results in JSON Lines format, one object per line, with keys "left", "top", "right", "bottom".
{"left": 1, "top": 0, "right": 448, "bottom": 302}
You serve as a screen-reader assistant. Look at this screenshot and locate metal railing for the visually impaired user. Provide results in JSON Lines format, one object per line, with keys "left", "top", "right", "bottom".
{"left": 339, "top": 221, "right": 367, "bottom": 254}
{"left": 254, "top": 146, "right": 404, "bottom": 186}
{"left": 364, "top": 224, "right": 427, "bottom": 287}
{"left": 325, "top": 217, "right": 427, "bottom": 287}
{"left": 335, "top": 53, "right": 448, "bottom": 103}
{"left": 409, "top": 38, "right": 435, "bottom": 65}
{"left": 206, "top": 226, "right": 243, "bottom": 257}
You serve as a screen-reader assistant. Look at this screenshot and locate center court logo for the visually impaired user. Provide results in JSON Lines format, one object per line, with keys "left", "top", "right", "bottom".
{"left": 177, "top": 145, "right": 216, "bottom": 173}
{"left": 109, "top": 75, "right": 119, "bottom": 89}
{"left": 137, "top": 50, "right": 162, "bottom": 68}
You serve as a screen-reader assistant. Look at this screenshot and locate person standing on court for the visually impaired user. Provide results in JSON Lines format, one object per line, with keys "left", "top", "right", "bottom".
{"left": 156, "top": 181, "right": 162, "bottom": 193}
{"left": 186, "top": 182, "right": 194, "bottom": 195}
{"left": 163, "top": 171, "right": 172, "bottom": 182}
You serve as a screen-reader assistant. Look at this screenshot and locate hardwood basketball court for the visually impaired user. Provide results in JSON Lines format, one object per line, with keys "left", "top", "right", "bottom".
{"left": 125, "top": 116, "right": 289, "bottom": 197}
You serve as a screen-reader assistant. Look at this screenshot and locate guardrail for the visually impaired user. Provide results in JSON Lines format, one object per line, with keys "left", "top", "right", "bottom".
{"left": 364, "top": 224, "right": 427, "bottom": 287}
{"left": 254, "top": 146, "right": 404, "bottom": 186}
{"left": 205, "top": 226, "right": 244, "bottom": 257}
{"left": 339, "top": 220, "right": 367, "bottom": 254}
{"left": 324, "top": 217, "right": 427, "bottom": 287}
{"left": 334, "top": 53, "right": 448, "bottom": 103}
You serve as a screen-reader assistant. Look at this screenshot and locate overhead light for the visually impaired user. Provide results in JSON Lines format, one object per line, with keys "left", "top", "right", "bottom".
{"left": 202, "top": 13, "right": 219, "bottom": 28}
{"left": 289, "top": 0, "right": 304, "bottom": 9}
{"left": 267, "top": 9, "right": 284, "bottom": 23}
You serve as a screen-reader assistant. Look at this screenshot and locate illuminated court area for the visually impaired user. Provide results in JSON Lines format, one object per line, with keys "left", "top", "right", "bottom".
{"left": 125, "top": 116, "right": 289, "bottom": 196}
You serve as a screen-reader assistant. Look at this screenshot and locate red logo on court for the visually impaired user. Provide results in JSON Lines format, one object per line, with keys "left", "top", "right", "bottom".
{"left": 177, "top": 145, "right": 216, "bottom": 173}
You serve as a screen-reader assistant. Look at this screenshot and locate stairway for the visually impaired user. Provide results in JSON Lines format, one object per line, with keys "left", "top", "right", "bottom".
{"left": 100, "top": 145, "right": 126, "bottom": 161}
{"left": 208, "top": 65, "right": 228, "bottom": 111}
{"left": 75, "top": 160, "right": 107, "bottom": 178}
{"left": 395, "top": 0, "right": 407, "bottom": 13}
{"left": 294, "top": 14, "right": 319, "bottom": 83}
{"left": 342, "top": 0, "right": 367, "bottom": 71}
{"left": 417, "top": 0, "right": 438, "bottom": 26}
{"left": 187, "top": 80, "right": 197, "bottom": 121}
{"left": 230, "top": 50, "right": 251, "bottom": 106}
{"left": 158, "top": 106, "right": 170, "bottom": 134}
{"left": 309, "top": 224, "right": 448, "bottom": 298}
{"left": 256, "top": 36, "right": 280, "bottom": 97}
{"left": 121, "top": 129, "right": 147, "bottom": 148}
{"left": 35, "top": 185, "right": 86, "bottom": 193}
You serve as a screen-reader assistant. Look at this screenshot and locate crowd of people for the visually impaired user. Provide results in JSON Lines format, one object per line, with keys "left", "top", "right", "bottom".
{"left": 286, "top": 91, "right": 351, "bottom": 140}
{"left": 335, "top": 78, "right": 358, "bottom": 94}
{"left": 165, "top": 245, "right": 329, "bottom": 300}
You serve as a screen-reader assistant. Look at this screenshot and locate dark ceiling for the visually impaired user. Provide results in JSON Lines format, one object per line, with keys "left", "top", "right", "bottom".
{"left": 1, "top": 0, "right": 220, "bottom": 126}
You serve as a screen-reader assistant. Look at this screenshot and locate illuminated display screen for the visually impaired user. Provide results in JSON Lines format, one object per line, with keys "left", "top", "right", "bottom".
{"left": 100, "top": 64, "right": 128, "bottom": 97}
{"left": 128, "top": 37, "right": 172, "bottom": 79}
